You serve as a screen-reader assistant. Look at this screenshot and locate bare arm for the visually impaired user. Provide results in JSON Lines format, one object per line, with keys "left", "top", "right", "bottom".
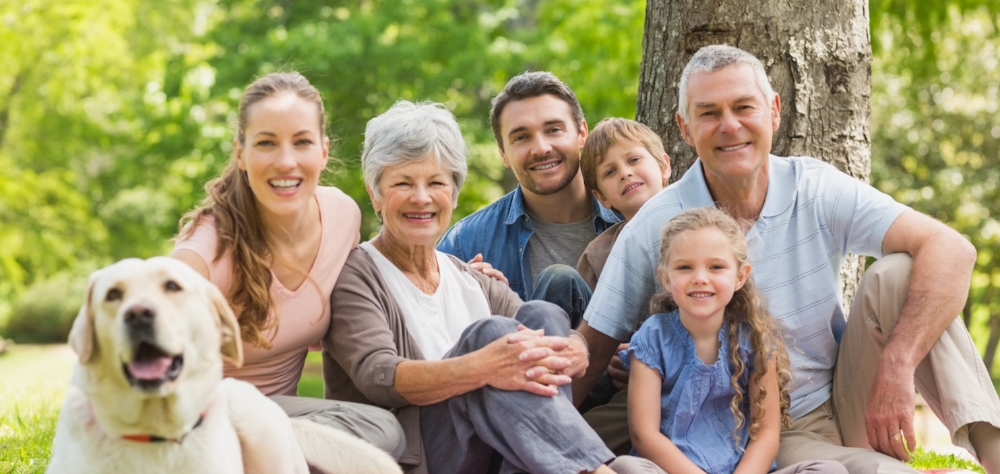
{"left": 866, "top": 209, "right": 976, "bottom": 459}
{"left": 393, "top": 332, "right": 573, "bottom": 406}
{"left": 170, "top": 249, "right": 211, "bottom": 280}
{"left": 733, "top": 359, "right": 781, "bottom": 474}
{"left": 628, "top": 355, "right": 706, "bottom": 474}
{"left": 572, "top": 320, "right": 623, "bottom": 405}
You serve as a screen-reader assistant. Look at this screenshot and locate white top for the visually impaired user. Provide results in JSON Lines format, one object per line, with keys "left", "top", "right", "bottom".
{"left": 360, "top": 241, "right": 493, "bottom": 360}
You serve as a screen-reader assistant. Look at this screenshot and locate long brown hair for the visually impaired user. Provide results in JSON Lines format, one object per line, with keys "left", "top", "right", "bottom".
{"left": 649, "top": 207, "right": 792, "bottom": 446}
{"left": 177, "top": 72, "right": 327, "bottom": 349}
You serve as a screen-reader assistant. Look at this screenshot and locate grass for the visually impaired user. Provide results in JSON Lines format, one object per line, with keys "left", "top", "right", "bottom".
{"left": 0, "top": 345, "right": 994, "bottom": 473}
{"left": 0, "top": 345, "right": 74, "bottom": 474}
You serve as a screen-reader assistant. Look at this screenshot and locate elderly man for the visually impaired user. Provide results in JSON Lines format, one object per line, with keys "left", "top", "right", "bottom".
{"left": 575, "top": 44, "right": 1000, "bottom": 473}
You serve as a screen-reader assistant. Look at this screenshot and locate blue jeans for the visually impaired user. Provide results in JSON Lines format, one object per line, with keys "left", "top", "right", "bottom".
{"left": 420, "top": 301, "right": 614, "bottom": 474}
{"left": 531, "top": 264, "right": 591, "bottom": 329}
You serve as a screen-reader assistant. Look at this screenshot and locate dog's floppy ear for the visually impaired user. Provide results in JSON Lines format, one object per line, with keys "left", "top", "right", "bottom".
{"left": 207, "top": 283, "right": 243, "bottom": 368}
{"left": 69, "top": 269, "right": 102, "bottom": 363}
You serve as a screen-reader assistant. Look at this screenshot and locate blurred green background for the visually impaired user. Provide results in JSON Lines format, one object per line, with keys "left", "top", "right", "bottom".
{"left": 1, "top": 0, "right": 1000, "bottom": 377}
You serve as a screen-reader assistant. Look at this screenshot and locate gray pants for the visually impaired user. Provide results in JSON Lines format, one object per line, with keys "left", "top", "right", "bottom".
{"left": 609, "top": 456, "right": 848, "bottom": 474}
{"left": 271, "top": 394, "right": 407, "bottom": 460}
{"left": 420, "top": 300, "right": 615, "bottom": 474}
{"left": 777, "top": 254, "right": 1000, "bottom": 473}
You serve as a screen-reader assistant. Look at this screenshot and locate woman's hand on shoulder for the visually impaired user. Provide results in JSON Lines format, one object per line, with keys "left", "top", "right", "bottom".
{"left": 468, "top": 254, "right": 509, "bottom": 285}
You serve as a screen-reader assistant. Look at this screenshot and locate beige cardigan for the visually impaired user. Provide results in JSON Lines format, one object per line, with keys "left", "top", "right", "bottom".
{"left": 322, "top": 248, "right": 522, "bottom": 473}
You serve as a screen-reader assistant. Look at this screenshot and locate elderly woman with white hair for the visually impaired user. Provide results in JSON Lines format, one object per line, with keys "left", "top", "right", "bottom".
{"left": 321, "top": 101, "right": 626, "bottom": 474}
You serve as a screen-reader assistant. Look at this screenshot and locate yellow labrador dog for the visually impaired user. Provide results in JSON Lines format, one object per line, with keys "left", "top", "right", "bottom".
{"left": 47, "top": 257, "right": 400, "bottom": 474}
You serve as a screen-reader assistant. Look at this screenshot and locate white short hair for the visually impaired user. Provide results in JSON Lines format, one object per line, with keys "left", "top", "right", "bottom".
{"left": 677, "top": 45, "right": 776, "bottom": 121}
{"left": 362, "top": 100, "right": 468, "bottom": 204}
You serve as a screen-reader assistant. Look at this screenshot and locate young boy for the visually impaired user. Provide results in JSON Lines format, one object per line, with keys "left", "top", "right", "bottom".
{"left": 577, "top": 118, "right": 671, "bottom": 290}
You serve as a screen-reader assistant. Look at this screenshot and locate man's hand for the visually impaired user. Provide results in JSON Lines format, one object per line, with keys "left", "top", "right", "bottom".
{"left": 608, "top": 343, "right": 630, "bottom": 391}
{"left": 865, "top": 362, "right": 916, "bottom": 461}
{"left": 468, "top": 253, "right": 509, "bottom": 285}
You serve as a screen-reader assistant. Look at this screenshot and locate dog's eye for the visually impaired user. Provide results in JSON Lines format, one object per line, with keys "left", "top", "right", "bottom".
{"left": 164, "top": 280, "right": 182, "bottom": 292}
{"left": 105, "top": 288, "right": 123, "bottom": 302}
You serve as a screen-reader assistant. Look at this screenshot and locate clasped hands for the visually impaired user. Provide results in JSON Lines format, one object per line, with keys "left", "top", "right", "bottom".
{"left": 480, "top": 325, "right": 588, "bottom": 397}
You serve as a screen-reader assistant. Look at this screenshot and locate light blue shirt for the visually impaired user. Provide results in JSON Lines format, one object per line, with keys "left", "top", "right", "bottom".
{"left": 622, "top": 311, "right": 757, "bottom": 474}
{"left": 586, "top": 155, "right": 909, "bottom": 419}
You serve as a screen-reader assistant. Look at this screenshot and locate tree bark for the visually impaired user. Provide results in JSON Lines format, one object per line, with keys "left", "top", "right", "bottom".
{"left": 636, "top": 0, "right": 872, "bottom": 309}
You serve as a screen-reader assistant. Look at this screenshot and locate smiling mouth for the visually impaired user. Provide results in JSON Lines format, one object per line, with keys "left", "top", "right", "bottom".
{"left": 689, "top": 292, "right": 715, "bottom": 298}
{"left": 529, "top": 161, "right": 560, "bottom": 171}
{"left": 122, "top": 342, "right": 183, "bottom": 391}
{"left": 268, "top": 178, "right": 302, "bottom": 191}
{"left": 622, "top": 182, "right": 643, "bottom": 195}
{"left": 718, "top": 143, "right": 750, "bottom": 152}
{"left": 403, "top": 212, "right": 435, "bottom": 220}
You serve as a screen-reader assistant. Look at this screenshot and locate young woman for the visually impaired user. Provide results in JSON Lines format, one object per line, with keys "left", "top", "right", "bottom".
{"left": 171, "top": 72, "right": 403, "bottom": 459}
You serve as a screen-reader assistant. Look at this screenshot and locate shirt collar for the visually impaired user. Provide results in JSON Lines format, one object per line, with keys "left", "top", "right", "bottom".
{"left": 676, "top": 155, "right": 794, "bottom": 218}
{"left": 504, "top": 184, "right": 622, "bottom": 230}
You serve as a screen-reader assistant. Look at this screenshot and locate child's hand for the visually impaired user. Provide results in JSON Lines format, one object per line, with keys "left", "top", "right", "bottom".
{"left": 608, "top": 343, "right": 630, "bottom": 390}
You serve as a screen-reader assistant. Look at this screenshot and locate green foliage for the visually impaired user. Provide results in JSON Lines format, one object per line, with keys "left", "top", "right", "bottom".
{"left": 906, "top": 448, "right": 985, "bottom": 473}
{"left": 4, "top": 272, "right": 90, "bottom": 344}
{"left": 870, "top": 6, "right": 1000, "bottom": 371}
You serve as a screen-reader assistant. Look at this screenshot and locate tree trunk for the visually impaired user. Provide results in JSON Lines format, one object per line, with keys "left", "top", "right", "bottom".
{"left": 636, "top": 0, "right": 872, "bottom": 309}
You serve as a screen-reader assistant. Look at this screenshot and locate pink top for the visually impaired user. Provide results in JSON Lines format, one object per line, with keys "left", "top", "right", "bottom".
{"left": 174, "top": 186, "right": 361, "bottom": 396}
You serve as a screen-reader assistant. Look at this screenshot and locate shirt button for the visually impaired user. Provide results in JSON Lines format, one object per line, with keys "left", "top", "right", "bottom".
{"left": 378, "top": 373, "right": 385, "bottom": 380}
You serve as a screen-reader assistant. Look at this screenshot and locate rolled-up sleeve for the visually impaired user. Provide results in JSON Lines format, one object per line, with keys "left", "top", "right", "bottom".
{"left": 324, "top": 250, "right": 411, "bottom": 408}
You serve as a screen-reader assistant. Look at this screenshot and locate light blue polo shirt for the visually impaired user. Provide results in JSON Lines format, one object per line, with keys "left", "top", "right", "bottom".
{"left": 584, "top": 155, "right": 909, "bottom": 419}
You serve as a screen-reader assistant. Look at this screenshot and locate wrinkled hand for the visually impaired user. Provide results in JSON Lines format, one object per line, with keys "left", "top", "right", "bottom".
{"left": 477, "top": 330, "right": 572, "bottom": 397}
{"left": 468, "top": 254, "right": 509, "bottom": 285}
{"left": 865, "top": 363, "right": 916, "bottom": 461}
{"left": 508, "top": 328, "right": 589, "bottom": 379}
{"left": 608, "top": 343, "right": 630, "bottom": 391}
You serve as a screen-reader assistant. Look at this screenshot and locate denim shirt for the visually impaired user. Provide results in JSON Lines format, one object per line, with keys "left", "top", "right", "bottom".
{"left": 622, "top": 311, "right": 760, "bottom": 474}
{"left": 437, "top": 185, "right": 621, "bottom": 300}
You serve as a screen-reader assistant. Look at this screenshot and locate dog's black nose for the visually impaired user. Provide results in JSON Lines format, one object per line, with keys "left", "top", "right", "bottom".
{"left": 124, "top": 304, "right": 156, "bottom": 326}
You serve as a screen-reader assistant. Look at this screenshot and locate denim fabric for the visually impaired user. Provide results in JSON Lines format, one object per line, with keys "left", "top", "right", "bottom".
{"left": 622, "top": 311, "right": 758, "bottom": 474}
{"left": 531, "top": 264, "right": 592, "bottom": 329}
{"left": 420, "top": 301, "right": 614, "bottom": 474}
{"left": 437, "top": 185, "right": 621, "bottom": 301}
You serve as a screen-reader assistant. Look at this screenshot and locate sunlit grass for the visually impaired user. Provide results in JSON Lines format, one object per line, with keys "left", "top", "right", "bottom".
{"left": 0, "top": 345, "right": 74, "bottom": 474}
{"left": 908, "top": 447, "right": 985, "bottom": 473}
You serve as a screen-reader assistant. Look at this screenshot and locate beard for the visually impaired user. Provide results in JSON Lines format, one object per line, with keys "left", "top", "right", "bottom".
{"left": 518, "top": 151, "right": 581, "bottom": 196}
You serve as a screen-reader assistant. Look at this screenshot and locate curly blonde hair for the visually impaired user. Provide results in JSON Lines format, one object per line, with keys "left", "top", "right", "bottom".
{"left": 176, "top": 72, "right": 327, "bottom": 349}
{"left": 649, "top": 207, "right": 792, "bottom": 446}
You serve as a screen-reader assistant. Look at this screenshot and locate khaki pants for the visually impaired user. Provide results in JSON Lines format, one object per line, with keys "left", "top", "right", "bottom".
{"left": 777, "top": 254, "right": 1000, "bottom": 473}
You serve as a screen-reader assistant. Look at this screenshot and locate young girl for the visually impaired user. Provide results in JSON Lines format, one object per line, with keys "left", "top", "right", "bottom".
{"left": 608, "top": 207, "right": 846, "bottom": 474}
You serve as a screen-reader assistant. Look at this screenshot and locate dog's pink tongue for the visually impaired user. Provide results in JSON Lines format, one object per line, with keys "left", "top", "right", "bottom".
{"left": 128, "top": 357, "right": 172, "bottom": 380}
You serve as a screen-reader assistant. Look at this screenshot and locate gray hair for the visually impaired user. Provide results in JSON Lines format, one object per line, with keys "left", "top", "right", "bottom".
{"left": 361, "top": 100, "right": 468, "bottom": 204}
{"left": 677, "top": 45, "right": 776, "bottom": 121}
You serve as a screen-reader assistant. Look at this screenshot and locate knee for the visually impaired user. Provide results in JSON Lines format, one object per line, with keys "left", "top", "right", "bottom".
{"left": 363, "top": 408, "right": 407, "bottom": 460}
{"left": 796, "top": 460, "right": 850, "bottom": 474}
{"left": 537, "top": 264, "right": 588, "bottom": 291}
{"left": 515, "top": 300, "right": 570, "bottom": 336}
{"left": 862, "top": 253, "right": 912, "bottom": 294}
{"left": 459, "top": 316, "right": 519, "bottom": 350}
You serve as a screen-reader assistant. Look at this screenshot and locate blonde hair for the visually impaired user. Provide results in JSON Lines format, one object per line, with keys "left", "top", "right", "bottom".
{"left": 580, "top": 117, "right": 669, "bottom": 195}
{"left": 650, "top": 207, "right": 792, "bottom": 445}
{"left": 176, "top": 72, "right": 327, "bottom": 349}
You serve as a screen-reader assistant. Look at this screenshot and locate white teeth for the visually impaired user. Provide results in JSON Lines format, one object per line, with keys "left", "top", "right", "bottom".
{"left": 690, "top": 292, "right": 713, "bottom": 298}
{"left": 269, "top": 179, "right": 302, "bottom": 188}
{"left": 532, "top": 162, "right": 559, "bottom": 171}
{"left": 622, "top": 183, "right": 642, "bottom": 194}
{"left": 404, "top": 213, "right": 433, "bottom": 219}
{"left": 720, "top": 144, "right": 748, "bottom": 151}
